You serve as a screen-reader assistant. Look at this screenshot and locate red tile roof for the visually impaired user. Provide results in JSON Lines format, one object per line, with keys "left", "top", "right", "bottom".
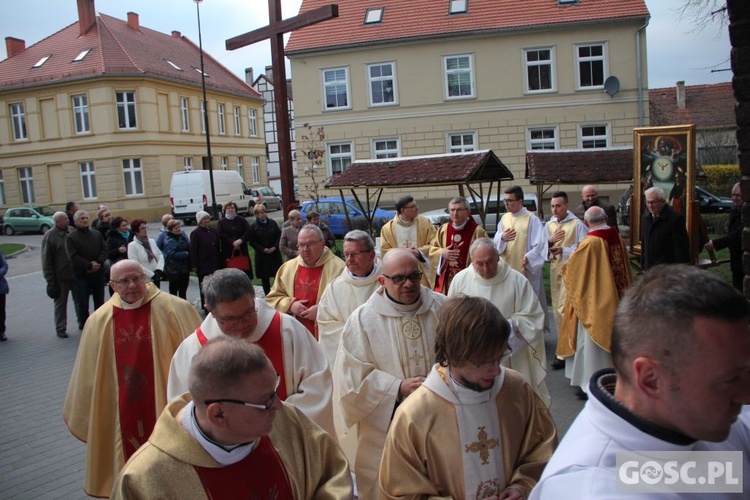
{"left": 326, "top": 150, "right": 513, "bottom": 188}
{"left": 526, "top": 148, "right": 633, "bottom": 184}
{"left": 649, "top": 82, "right": 736, "bottom": 130}
{"left": 0, "top": 13, "right": 259, "bottom": 99}
{"left": 287, "top": 0, "right": 649, "bottom": 54}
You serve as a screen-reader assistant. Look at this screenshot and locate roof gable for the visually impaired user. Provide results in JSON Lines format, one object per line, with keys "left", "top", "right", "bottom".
{"left": 526, "top": 148, "right": 633, "bottom": 184}
{"left": 649, "top": 82, "right": 736, "bottom": 130}
{"left": 287, "top": 0, "right": 649, "bottom": 54}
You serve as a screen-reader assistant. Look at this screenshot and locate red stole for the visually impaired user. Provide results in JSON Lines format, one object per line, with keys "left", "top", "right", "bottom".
{"left": 194, "top": 435, "right": 294, "bottom": 500}
{"left": 197, "top": 311, "right": 288, "bottom": 400}
{"left": 294, "top": 265, "right": 324, "bottom": 339}
{"left": 435, "top": 218, "right": 478, "bottom": 294}
{"left": 112, "top": 303, "right": 156, "bottom": 460}
{"left": 588, "top": 227, "right": 631, "bottom": 297}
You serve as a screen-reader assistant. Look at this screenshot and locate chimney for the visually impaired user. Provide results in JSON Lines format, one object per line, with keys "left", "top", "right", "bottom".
{"left": 676, "top": 81, "right": 686, "bottom": 109}
{"left": 127, "top": 12, "right": 140, "bottom": 31}
{"left": 171, "top": 30, "right": 181, "bottom": 39}
{"left": 265, "top": 65, "right": 273, "bottom": 81}
{"left": 77, "top": 0, "right": 97, "bottom": 36}
{"left": 4, "top": 37, "right": 26, "bottom": 58}
{"left": 245, "top": 68, "right": 254, "bottom": 85}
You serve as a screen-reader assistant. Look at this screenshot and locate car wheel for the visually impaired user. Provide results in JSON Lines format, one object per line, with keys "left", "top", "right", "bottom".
{"left": 3, "top": 225, "right": 14, "bottom": 236}
{"left": 40, "top": 224, "right": 51, "bottom": 234}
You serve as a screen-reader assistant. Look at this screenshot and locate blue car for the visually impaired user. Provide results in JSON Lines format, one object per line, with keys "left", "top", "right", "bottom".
{"left": 300, "top": 197, "right": 394, "bottom": 237}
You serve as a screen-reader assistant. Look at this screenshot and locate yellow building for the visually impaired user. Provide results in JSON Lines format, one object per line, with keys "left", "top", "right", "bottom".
{"left": 286, "top": 0, "right": 650, "bottom": 205}
{"left": 0, "top": 0, "right": 265, "bottom": 221}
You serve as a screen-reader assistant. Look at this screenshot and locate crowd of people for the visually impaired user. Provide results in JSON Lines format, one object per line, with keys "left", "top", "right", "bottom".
{"left": 47, "top": 188, "right": 749, "bottom": 499}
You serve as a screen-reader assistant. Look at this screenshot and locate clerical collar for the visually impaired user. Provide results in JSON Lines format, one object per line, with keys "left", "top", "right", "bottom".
{"left": 383, "top": 289, "right": 421, "bottom": 311}
{"left": 448, "top": 369, "right": 494, "bottom": 402}
{"left": 510, "top": 208, "right": 528, "bottom": 217}
{"left": 347, "top": 263, "right": 380, "bottom": 281}
{"left": 590, "top": 369, "right": 696, "bottom": 446}
{"left": 181, "top": 400, "right": 256, "bottom": 465}
{"left": 397, "top": 215, "right": 415, "bottom": 225}
{"left": 451, "top": 219, "right": 469, "bottom": 231}
{"left": 120, "top": 294, "right": 147, "bottom": 310}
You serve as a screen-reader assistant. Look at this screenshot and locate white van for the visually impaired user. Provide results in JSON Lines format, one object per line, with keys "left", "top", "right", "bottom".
{"left": 170, "top": 170, "right": 251, "bottom": 223}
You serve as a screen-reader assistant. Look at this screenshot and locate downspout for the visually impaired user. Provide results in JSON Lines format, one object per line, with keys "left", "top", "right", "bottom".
{"left": 636, "top": 17, "right": 650, "bottom": 126}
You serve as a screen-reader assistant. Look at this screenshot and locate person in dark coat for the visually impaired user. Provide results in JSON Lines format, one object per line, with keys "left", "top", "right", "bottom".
{"left": 162, "top": 219, "right": 191, "bottom": 299}
{"left": 705, "top": 182, "right": 743, "bottom": 290}
{"left": 190, "top": 210, "right": 223, "bottom": 310}
{"left": 248, "top": 204, "right": 283, "bottom": 295}
{"left": 0, "top": 251, "right": 9, "bottom": 341}
{"left": 641, "top": 186, "right": 690, "bottom": 271}
{"left": 105, "top": 217, "right": 133, "bottom": 296}
{"left": 217, "top": 201, "right": 253, "bottom": 281}
{"left": 306, "top": 211, "right": 337, "bottom": 250}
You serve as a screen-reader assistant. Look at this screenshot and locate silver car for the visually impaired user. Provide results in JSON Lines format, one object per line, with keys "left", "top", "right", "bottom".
{"left": 249, "top": 187, "right": 282, "bottom": 211}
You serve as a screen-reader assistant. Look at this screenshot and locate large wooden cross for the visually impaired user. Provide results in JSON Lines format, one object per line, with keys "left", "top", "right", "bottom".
{"left": 226, "top": 1, "right": 338, "bottom": 217}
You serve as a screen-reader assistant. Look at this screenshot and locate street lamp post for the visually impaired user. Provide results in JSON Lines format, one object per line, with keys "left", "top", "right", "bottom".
{"left": 194, "top": 0, "right": 219, "bottom": 219}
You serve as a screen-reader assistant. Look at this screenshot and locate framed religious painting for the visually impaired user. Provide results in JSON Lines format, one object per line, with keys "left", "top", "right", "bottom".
{"left": 631, "top": 124, "right": 696, "bottom": 258}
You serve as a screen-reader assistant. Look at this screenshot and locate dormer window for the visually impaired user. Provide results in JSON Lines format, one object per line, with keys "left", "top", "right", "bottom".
{"left": 73, "top": 49, "right": 91, "bottom": 62}
{"left": 364, "top": 7, "right": 384, "bottom": 24}
{"left": 166, "top": 60, "right": 183, "bottom": 71}
{"left": 32, "top": 55, "right": 51, "bottom": 68}
{"left": 558, "top": 0, "right": 578, "bottom": 4}
{"left": 194, "top": 67, "right": 209, "bottom": 77}
{"left": 450, "top": 0, "right": 467, "bottom": 14}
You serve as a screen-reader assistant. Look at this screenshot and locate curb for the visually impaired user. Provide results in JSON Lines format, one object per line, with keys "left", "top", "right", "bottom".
{"left": 3, "top": 244, "right": 29, "bottom": 259}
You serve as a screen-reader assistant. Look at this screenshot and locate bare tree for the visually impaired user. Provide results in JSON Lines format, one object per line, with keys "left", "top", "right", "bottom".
{"left": 677, "top": 0, "right": 728, "bottom": 33}
{"left": 298, "top": 123, "right": 327, "bottom": 205}
{"left": 697, "top": 130, "right": 739, "bottom": 165}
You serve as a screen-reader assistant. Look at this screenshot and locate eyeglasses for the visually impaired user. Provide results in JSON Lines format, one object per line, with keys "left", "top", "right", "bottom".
{"left": 298, "top": 241, "right": 323, "bottom": 249}
{"left": 344, "top": 251, "right": 370, "bottom": 259}
{"left": 110, "top": 275, "right": 146, "bottom": 287}
{"left": 214, "top": 306, "right": 258, "bottom": 328}
{"left": 467, "top": 348, "right": 513, "bottom": 370}
{"left": 403, "top": 204, "right": 418, "bottom": 210}
{"left": 383, "top": 271, "right": 422, "bottom": 285}
{"left": 503, "top": 198, "right": 519, "bottom": 204}
{"left": 204, "top": 374, "right": 280, "bottom": 411}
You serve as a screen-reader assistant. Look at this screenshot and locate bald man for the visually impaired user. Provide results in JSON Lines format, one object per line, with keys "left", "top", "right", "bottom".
{"left": 573, "top": 185, "right": 617, "bottom": 229}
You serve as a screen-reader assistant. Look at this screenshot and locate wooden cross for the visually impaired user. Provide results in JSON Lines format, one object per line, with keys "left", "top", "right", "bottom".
{"left": 226, "top": 2, "right": 339, "bottom": 216}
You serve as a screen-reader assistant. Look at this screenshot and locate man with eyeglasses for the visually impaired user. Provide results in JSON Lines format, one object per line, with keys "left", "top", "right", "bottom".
{"left": 64, "top": 259, "right": 201, "bottom": 497}
{"left": 168, "top": 268, "right": 335, "bottom": 436}
{"left": 335, "top": 248, "right": 446, "bottom": 499}
{"left": 448, "top": 238, "right": 550, "bottom": 407}
{"left": 380, "top": 195, "right": 437, "bottom": 288}
{"left": 112, "top": 337, "right": 353, "bottom": 499}
{"left": 379, "top": 295, "right": 557, "bottom": 499}
{"left": 267, "top": 225, "right": 345, "bottom": 338}
{"left": 641, "top": 186, "right": 690, "bottom": 271}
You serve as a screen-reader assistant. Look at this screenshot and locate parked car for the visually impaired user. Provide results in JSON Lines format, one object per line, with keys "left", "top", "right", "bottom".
{"left": 618, "top": 185, "right": 734, "bottom": 226}
{"left": 3, "top": 205, "right": 56, "bottom": 235}
{"left": 300, "top": 197, "right": 395, "bottom": 236}
{"left": 249, "top": 187, "right": 282, "bottom": 211}
{"left": 421, "top": 193, "right": 539, "bottom": 235}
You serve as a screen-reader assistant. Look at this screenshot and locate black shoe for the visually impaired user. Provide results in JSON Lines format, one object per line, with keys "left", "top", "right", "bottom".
{"left": 551, "top": 358, "right": 565, "bottom": 370}
{"left": 0, "top": 332, "right": 6, "bottom": 342}
{"left": 575, "top": 388, "right": 588, "bottom": 400}
{"left": 57, "top": 331, "right": 69, "bottom": 339}
{"left": 78, "top": 323, "right": 85, "bottom": 331}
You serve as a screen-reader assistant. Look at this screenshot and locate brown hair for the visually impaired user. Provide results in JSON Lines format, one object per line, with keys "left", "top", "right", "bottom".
{"left": 130, "top": 218, "right": 147, "bottom": 234}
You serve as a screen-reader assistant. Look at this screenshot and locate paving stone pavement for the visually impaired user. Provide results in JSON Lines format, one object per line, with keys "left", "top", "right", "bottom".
{"left": 0, "top": 268, "right": 584, "bottom": 498}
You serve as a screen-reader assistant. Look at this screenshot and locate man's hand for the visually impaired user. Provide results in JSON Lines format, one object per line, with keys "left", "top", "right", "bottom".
{"left": 399, "top": 376, "right": 425, "bottom": 399}
{"left": 549, "top": 228, "right": 565, "bottom": 244}
{"left": 549, "top": 246, "right": 563, "bottom": 257}
{"left": 263, "top": 247, "right": 276, "bottom": 254}
{"left": 441, "top": 246, "right": 460, "bottom": 262}
{"left": 521, "top": 256, "right": 529, "bottom": 269}
{"left": 232, "top": 239, "right": 243, "bottom": 249}
{"left": 90, "top": 261, "right": 101, "bottom": 272}
{"left": 298, "top": 304, "right": 318, "bottom": 321}
{"left": 119, "top": 245, "right": 126, "bottom": 254}
{"left": 501, "top": 228, "right": 517, "bottom": 242}
{"left": 289, "top": 299, "right": 309, "bottom": 317}
{"left": 498, "top": 486, "right": 524, "bottom": 500}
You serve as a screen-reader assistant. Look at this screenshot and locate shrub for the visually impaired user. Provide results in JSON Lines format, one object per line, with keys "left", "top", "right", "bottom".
{"left": 699, "top": 164, "right": 740, "bottom": 196}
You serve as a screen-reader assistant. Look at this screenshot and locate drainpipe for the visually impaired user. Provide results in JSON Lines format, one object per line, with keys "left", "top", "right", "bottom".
{"left": 636, "top": 18, "right": 650, "bottom": 126}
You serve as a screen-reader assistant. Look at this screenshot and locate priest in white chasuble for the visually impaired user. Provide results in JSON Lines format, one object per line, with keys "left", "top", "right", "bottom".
{"left": 335, "top": 248, "right": 447, "bottom": 500}
{"left": 449, "top": 238, "right": 550, "bottom": 407}
{"left": 266, "top": 225, "right": 345, "bottom": 338}
{"left": 379, "top": 296, "right": 557, "bottom": 500}
{"left": 64, "top": 260, "right": 202, "bottom": 498}
{"left": 168, "top": 268, "right": 334, "bottom": 436}
{"left": 112, "top": 338, "right": 352, "bottom": 499}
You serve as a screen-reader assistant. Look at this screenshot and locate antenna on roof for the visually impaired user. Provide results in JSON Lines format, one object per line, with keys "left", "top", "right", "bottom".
{"left": 604, "top": 76, "right": 620, "bottom": 97}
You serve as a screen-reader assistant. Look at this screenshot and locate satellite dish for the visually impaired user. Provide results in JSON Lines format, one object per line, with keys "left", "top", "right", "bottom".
{"left": 604, "top": 76, "right": 620, "bottom": 97}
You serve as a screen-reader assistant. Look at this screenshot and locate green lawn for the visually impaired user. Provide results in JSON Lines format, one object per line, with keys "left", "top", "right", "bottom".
{"left": 0, "top": 243, "right": 25, "bottom": 257}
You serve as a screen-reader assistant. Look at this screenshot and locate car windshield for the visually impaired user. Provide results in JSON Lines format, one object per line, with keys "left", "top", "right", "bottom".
{"left": 35, "top": 206, "right": 56, "bottom": 217}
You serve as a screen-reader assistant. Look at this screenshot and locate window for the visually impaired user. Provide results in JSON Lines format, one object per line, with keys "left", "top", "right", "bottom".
{"left": 72, "top": 94, "right": 90, "bottom": 134}
{"left": 180, "top": 97, "right": 190, "bottom": 132}
{"left": 0, "top": 172, "right": 5, "bottom": 205}
{"left": 328, "top": 142, "right": 353, "bottom": 175}
{"left": 364, "top": 7, "right": 384, "bottom": 24}
{"left": 525, "top": 48, "right": 555, "bottom": 92}
{"left": 220, "top": 156, "right": 228, "bottom": 170}
{"left": 580, "top": 124, "right": 608, "bottom": 149}
{"left": 200, "top": 100, "right": 206, "bottom": 134}
{"left": 18, "top": 167, "right": 34, "bottom": 204}
{"left": 72, "top": 49, "right": 91, "bottom": 62}
{"left": 368, "top": 62, "right": 397, "bottom": 106}
{"left": 443, "top": 54, "right": 474, "bottom": 99}
{"left": 79, "top": 161, "right": 97, "bottom": 199}
{"left": 373, "top": 138, "right": 400, "bottom": 158}
{"left": 577, "top": 43, "right": 605, "bottom": 88}
{"left": 166, "top": 60, "right": 182, "bottom": 71}
{"left": 32, "top": 55, "right": 51, "bottom": 68}
{"left": 218, "top": 104, "right": 226, "bottom": 134}
{"left": 237, "top": 156, "right": 244, "bottom": 178}
{"left": 233, "top": 106, "right": 241, "bottom": 135}
{"left": 249, "top": 109, "right": 258, "bottom": 136}
{"left": 528, "top": 127, "right": 558, "bottom": 150}
{"left": 323, "top": 67, "right": 350, "bottom": 110}
{"left": 448, "top": 132, "right": 476, "bottom": 153}
{"left": 183, "top": 157, "right": 193, "bottom": 171}
{"left": 122, "top": 158, "right": 144, "bottom": 196}
{"left": 450, "top": 0, "right": 467, "bottom": 14}
{"left": 251, "top": 157, "right": 260, "bottom": 184}
{"left": 116, "top": 91, "right": 137, "bottom": 129}
{"left": 10, "top": 103, "right": 27, "bottom": 141}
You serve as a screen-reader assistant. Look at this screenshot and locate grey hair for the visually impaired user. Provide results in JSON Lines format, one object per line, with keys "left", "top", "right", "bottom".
{"left": 201, "top": 268, "right": 255, "bottom": 310}
{"left": 584, "top": 206, "right": 607, "bottom": 224}
{"left": 449, "top": 196, "right": 470, "bottom": 210}
{"left": 469, "top": 237, "right": 498, "bottom": 259}
{"left": 53, "top": 211, "right": 68, "bottom": 223}
{"left": 299, "top": 224, "right": 324, "bottom": 240}
{"left": 344, "top": 229, "right": 374, "bottom": 251}
{"left": 644, "top": 186, "right": 666, "bottom": 201}
{"left": 73, "top": 210, "right": 89, "bottom": 221}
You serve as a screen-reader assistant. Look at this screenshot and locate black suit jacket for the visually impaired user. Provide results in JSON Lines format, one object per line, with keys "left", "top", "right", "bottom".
{"left": 712, "top": 207, "right": 742, "bottom": 273}
{"left": 641, "top": 204, "right": 690, "bottom": 270}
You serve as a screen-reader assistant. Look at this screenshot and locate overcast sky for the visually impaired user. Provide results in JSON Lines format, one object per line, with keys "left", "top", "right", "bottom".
{"left": 0, "top": 0, "right": 732, "bottom": 89}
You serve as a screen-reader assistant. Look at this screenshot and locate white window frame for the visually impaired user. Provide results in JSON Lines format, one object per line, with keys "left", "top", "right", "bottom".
{"left": 0, "top": 171, "right": 6, "bottom": 205}
{"left": 200, "top": 100, "right": 207, "bottom": 134}
{"left": 576, "top": 42, "right": 607, "bottom": 90}
{"left": 122, "top": 158, "right": 144, "bottom": 196}
{"left": 237, "top": 156, "right": 244, "bottom": 178}
{"left": 524, "top": 47, "right": 556, "bottom": 93}
{"left": 72, "top": 94, "right": 90, "bottom": 134}
{"left": 579, "top": 124, "right": 610, "bottom": 149}
{"left": 220, "top": 156, "right": 228, "bottom": 171}
{"left": 372, "top": 137, "right": 401, "bottom": 159}
{"left": 251, "top": 156, "right": 260, "bottom": 184}
{"left": 364, "top": 7, "right": 384, "bottom": 24}
{"left": 449, "top": 0, "right": 468, "bottom": 14}
{"left": 443, "top": 54, "right": 475, "bottom": 100}
{"left": 367, "top": 62, "right": 398, "bottom": 107}
{"left": 248, "top": 109, "right": 258, "bottom": 136}
{"left": 79, "top": 161, "right": 97, "bottom": 200}
{"left": 527, "top": 126, "right": 559, "bottom": 150}
{"left": 116, "top": 91, "right": 137, "bottom": 129}
{"left": 10, "top": 103, "right": 27, "bottom": 141}
{"left": 18, "top": 167, "right": 34, "bottom": 204}
{"left": 327, "top": 142, "right": 354, "bottom": 176}
{"left": 218, "top": 103, "right": 226, "bottom": 135}
{"left": 183, "top": 157, "right": 193, "bottom": 171}
{"left": 322, "top": 67, "right": 351, "bottom": 110}
{"left": 447, "top": 132, "right": 477, "bottom": 153}
{"left": 233, "top": 106, "right": 241, "bottom": 136}
{"left": 180, "top": 97, "right": 190, "bottom": 132}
